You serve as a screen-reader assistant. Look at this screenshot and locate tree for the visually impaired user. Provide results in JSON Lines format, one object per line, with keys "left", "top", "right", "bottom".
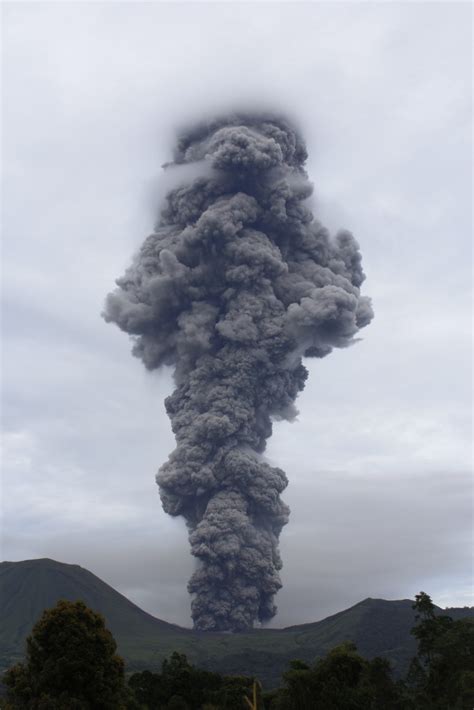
{"left": 408, "top": 591, "right": 474, "bottom": 709}
{"left": 128, "top": 652, "right": 256, "bottom": 709}
{"left": 266, "top": 643, "right": 402, "bottom": 710}
{"left": 4, "top": 599, "right": 129, "bottom": 709}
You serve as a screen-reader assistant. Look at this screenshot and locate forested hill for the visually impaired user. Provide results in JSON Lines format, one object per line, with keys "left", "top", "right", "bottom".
{"left": 1, "top": 558, "right": 472, "bottom": 688}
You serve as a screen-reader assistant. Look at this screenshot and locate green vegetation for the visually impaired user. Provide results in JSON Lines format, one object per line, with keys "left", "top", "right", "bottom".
{"left": 3, "top": 600, "right": 131, "bottom": 709}
{"left": 3, "top": 592, "right": 472, "bottom": 709}
{"left": 262, "top": 644, "right": 404, "bottom": 709}
{"left": 128, "top": 652, "right": 257, "bottom": 709}
{"left": 113, "top": 596, "right": 474, "bottom": 709}
{"left": 5, "top": 559, "right": 473, "bottom": 688}
{"left": 128, "top": 645, "right": 400, "bottom": 709}
{"left": 405, "top": 591, "right": 474, "bottom": 709}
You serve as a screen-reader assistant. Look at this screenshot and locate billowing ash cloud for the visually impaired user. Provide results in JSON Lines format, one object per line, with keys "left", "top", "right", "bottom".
{"left": 103, "top": 112, "right": 373, "bottom": 631}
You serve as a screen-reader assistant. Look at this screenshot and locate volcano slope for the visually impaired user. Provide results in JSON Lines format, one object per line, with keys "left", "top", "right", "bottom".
{"left": 2, "top": 559, "right": 472, "bottom": 688}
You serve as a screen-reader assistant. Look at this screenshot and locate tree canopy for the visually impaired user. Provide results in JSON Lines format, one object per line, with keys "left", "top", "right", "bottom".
{"left": 3, "top": 599, "right": 129, "bottom": 709}
{"left": 407, "top": 591, "right": 474, "bottom": 709}
{"left": 3, "top": 592, "right": 473, "bottom": 709}
{"left": 128, "top": 651, "right": 256, "bottom": 709}
{"left": 264, "top": 642, "right": 402, "bottom": 710}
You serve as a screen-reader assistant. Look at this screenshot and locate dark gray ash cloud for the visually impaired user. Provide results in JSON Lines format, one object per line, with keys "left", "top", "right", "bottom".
{"left": 103, "top": 112, "right": 373, "bottom": 631}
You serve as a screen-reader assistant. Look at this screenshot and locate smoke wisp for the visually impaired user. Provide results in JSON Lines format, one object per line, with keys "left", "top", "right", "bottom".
{"left": 103, "top": 112, "right": 373, "bottom": 631}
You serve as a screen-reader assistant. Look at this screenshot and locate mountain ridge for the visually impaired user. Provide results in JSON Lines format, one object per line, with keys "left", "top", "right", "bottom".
{"left": 2, "top": 558, "right": 472, "bottom": 688}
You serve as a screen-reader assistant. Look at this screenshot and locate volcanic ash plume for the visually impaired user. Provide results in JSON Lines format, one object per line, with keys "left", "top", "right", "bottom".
{"left": 103, "top": 113, "right": 373, "bottom": 631}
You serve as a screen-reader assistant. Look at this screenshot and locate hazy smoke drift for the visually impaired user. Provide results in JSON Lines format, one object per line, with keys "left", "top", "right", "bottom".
{"left": 104, "top": 113, "right": 373, "bottom": 631}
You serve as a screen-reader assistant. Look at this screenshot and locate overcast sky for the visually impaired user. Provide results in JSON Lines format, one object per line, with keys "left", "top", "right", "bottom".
{"left": 2, "top": 2, "right": 472, "bottom": 627}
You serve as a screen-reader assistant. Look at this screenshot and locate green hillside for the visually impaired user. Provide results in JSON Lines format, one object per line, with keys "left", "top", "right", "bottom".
{"left": 1, "top": 559, "right": 472, "bottom": 689}
{"left": 0, "top": 559, "right": 190, "bottom": 670}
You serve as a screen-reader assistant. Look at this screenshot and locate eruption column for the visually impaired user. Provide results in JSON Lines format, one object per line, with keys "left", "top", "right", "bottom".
{"left": 104, "top": 113, "right": 373, "bottom": 631}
